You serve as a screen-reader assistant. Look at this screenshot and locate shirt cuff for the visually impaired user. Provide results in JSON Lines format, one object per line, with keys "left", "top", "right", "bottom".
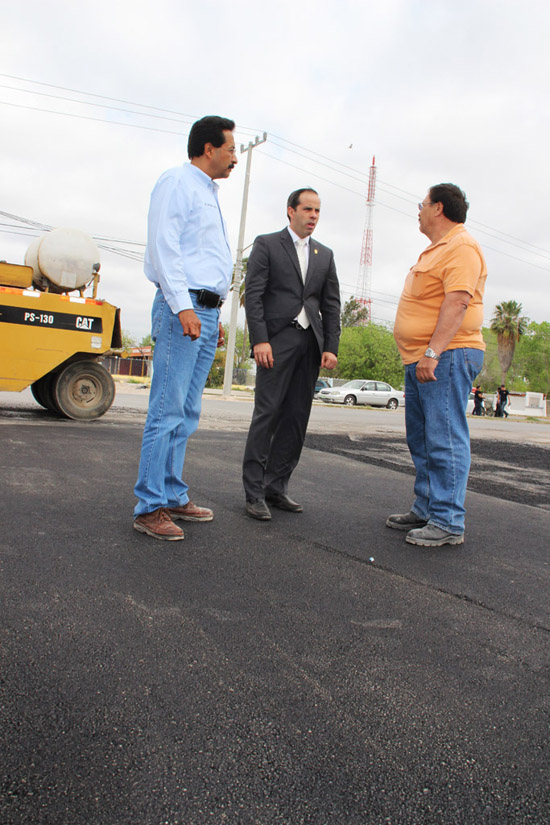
{"left": 167, "top": 291, "right": 194, "bottom": 314}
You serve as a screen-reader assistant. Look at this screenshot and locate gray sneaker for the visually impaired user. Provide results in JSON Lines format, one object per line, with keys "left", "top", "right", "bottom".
{"left": 386, "top": 511, "right": 428, "bottom": 531}
{"left": 406, "top": 524, "right": 464, "bottom": 547}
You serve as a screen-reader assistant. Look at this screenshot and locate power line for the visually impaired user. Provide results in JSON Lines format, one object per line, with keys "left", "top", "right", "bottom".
{"left": 261, "top": 150, "right": 366, "bottom": 199}
{"left": 268, "top": 137, "right": 417, "bottom": 205}
{"left": 0, "top": 228, "right": 40, "bottom": 240}
{"left": 0, "top": 72, "right": 260, "bottom": 136}
{"left": 0, "top": 81, "right": 196, "bottom": 128}
{"left": 268, "top": 141, "right": 550, "bottom": 261}
{"left": 4, "top": 71, "right": 549, "bottom": 260}
{"left": 261, "top": 150, "right": 418, "bottom": 221}
{"left": 3, "top": 75, "right": 549, "bottom": 270}
{"left": 0, "top": 212, "right": 144, "bottom": 263}
{"left": 261, "top": 153, "right": 550, "bottom": 271}
{"left": 0, "top": 99, "right": 191, "bottom": 138}
{"left": 266, "top": 133, "right": 550, "bottom": 258}
{"left": 0, "top": 72, "right": 201, "bottom": 118}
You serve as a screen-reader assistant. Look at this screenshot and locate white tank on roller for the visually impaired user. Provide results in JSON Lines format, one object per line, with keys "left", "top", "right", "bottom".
{"left": 25, "top": 227, "right": 100, "bottom": 293}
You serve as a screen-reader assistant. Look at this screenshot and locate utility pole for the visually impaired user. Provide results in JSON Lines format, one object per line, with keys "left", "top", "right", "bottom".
{"left": 222, "top": 132, "right": 267, "bottom": 396}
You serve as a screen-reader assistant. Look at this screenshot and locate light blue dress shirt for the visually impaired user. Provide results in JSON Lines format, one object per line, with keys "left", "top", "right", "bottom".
{"left": 144, "top": 163, "right": 233, "bottom": 313}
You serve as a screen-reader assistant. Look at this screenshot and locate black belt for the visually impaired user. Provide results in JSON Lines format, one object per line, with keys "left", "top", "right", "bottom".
{"left": 189, "top": 289, "right": 224, "bottom": 308}
{"left": 290, "top": 319, "right": 308, "bottom": 330}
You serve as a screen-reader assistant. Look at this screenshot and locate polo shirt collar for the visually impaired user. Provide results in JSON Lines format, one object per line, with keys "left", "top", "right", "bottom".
{"left": 429, "top": 223, "right": 465, "bottom": 249}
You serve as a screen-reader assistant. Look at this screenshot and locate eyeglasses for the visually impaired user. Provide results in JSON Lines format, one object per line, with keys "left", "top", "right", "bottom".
{"left": 418, "top": 201, "right": 435, "bottom": 210}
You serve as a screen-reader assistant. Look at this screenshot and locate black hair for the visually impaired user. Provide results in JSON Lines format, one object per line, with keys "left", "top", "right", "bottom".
{"left": 187, "top": 116, "right": 235, "bottom": 159}
{"left": 429, "top": 183, "right": 469, "bottom": 223}
{"left": 286, "top": 188, "right": 319, "bottom": 217}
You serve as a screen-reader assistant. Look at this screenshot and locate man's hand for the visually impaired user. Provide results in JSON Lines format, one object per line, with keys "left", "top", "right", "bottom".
{"left": 178, "top": 309, "right": 201, "bottom": 340}
{"left": 253, "top": 342, "right": 274, "bottom": 369}
{"left": 217, "top": 323, "right": 225, "bottom": 348}
{"left": 321, "top": 352, "right": 338, "bottom": 370}
{"left": 416, "top": 356, "right": 438, "bottom": 384}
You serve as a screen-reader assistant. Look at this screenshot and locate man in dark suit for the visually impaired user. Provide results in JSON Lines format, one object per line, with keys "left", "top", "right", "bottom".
{"left": 242, "top": 188, "right": 341, "bottom": 520}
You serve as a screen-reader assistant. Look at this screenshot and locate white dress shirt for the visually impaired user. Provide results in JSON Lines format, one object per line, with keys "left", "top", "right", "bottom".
{"left": 287, "top": 225, "right": 310, "bottom": 328}
{"left": 287, "top": 225, "right": 310, "bottom": 270}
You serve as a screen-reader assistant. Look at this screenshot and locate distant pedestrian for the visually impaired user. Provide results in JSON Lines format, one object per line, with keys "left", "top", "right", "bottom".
{"left": 387, "top": 183, "right": 487, "bottom": 547}
{"left": 473, "top": 386, "right": 484, "bottom": 415}
{"left": 495, "top": 384, "right": 510, "bottom": 418}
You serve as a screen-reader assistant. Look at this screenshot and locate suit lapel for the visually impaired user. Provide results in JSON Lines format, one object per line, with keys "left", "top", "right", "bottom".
{"left": 306, "top": 240, "right": 318, "bottom": 286}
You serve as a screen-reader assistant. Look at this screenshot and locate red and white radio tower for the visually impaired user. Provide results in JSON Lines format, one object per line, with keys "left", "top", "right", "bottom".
{"left": 355, "top": 155, "right": 377, "bottom": 322}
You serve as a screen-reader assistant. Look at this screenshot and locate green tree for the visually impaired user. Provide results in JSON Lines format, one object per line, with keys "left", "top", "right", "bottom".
{"left": 139, "top": 333, "right": 153, "bottom": 349}
{"left": 220, "top": 257, "right": 251, "bottom": 370}
{"left": 208, "top": 324, "right": 250, "bottom": 387}
{"left": 121, "top": 329, "right": 137, "bottom": 351}
{"left": 221, "top": 324, "right": 251, "bottom": 369}
{"left": 490, "top": 300, "right": 529, "bottom": 383}
{"left": 341, "top": 297, "right": 370, "bottom": 327}
{"left": 335, "top": 323, "right": 404, "bottom": 387}
{"left": 477, "top": 328, "right": 502, "bottom": 392}
{"left": 206, "top": 348, "right": 226, "bottom": 388}
{"left": 236, "top": 256, "right": 249, "bottom": 367}
{"left": 515, "top": 321, "right": 550, "bottom": 395}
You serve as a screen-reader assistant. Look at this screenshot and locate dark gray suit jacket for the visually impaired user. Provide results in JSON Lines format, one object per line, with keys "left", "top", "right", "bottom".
{"left": 245, "top": 228, "right": 341, "bottom": 356}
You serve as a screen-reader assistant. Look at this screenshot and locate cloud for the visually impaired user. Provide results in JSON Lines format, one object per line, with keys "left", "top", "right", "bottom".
{"left": 1, "top": 0, "right": 548, "bottom": 337}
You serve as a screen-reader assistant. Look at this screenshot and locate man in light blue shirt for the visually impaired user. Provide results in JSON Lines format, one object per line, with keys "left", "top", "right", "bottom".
{"left": 134, "top": 116, "right": 237, "bottom": 540}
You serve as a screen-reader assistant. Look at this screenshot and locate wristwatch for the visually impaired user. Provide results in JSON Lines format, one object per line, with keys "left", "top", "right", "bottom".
{"left": 424, "top": 347, "right": 440, "bottom": 360}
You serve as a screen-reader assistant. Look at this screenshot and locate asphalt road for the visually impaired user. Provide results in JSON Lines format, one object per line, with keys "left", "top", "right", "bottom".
{"left": 1, "top": 391, "right": 549, "bottom": 825}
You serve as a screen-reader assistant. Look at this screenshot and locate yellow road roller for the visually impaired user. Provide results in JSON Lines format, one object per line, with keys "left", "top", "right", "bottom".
{"left": 0, "top": 227, "right": 121, "bottom": 420}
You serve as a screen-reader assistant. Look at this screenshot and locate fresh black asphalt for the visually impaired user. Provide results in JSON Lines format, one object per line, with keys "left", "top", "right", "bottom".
{"left": 1, "top": 407, "right": 548, "bottom": 825}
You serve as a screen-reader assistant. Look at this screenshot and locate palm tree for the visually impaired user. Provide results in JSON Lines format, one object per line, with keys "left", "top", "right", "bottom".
{"left": 490, "top": 300, "right": 529, "bottom": 383}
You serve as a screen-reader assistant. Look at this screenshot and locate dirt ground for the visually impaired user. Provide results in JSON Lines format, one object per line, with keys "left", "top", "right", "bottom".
{"left": 305, "top": 433, "right": 550, "bottom": 511}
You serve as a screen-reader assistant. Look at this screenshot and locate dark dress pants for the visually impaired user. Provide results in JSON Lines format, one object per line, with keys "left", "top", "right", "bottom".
{"left": 242, "top": 325, "right": 320, "bottom": 501}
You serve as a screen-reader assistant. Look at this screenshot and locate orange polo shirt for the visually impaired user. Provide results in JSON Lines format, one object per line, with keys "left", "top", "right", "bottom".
{"left": 393, "top": 223, "right": 487, "bottom": 365}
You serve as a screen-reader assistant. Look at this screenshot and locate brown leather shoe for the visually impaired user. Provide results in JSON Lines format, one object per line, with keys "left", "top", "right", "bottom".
{"left": 166, "top": 501, "right": 214, "bottom": 522}
{"left": 134, "top": 508, "right": 184, "bottom": 540}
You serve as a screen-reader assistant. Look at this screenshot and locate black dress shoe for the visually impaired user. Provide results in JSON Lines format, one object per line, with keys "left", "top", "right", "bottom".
{"left": 265, "top": 493, "right": 303, "bottom": 512}
{"left": 245, "top": 499, "right": 271, "bottom": 520}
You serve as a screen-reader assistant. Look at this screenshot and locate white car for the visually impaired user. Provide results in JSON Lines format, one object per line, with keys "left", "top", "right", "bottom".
{"left": 318, "top": 379, "right": 405, "bottom": 409}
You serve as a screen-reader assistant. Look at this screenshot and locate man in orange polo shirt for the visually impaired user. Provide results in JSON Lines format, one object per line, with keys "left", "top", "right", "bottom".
{"left": 387, "top": 183, "right": 487, "bottom": 547}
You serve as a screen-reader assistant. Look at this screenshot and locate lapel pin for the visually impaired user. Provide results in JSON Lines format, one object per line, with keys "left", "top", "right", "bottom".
{"left": 314, "top": 248, "right": 318, "bottom": 255}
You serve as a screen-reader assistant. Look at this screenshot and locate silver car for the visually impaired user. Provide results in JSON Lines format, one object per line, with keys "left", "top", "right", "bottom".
{"left": 318, "top": 379, "right": 405, "bottom": 409}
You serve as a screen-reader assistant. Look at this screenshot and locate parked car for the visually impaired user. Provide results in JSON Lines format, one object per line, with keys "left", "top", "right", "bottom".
{"left": 318, "top": 379, "right": 405, "bottom": 409}
{"left": 314, "top": 378, "right": 331, "bottom": 398}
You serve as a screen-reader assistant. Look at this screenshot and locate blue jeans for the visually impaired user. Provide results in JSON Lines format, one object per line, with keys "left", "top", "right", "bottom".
{"left": 404, "top": 348, "right": 484, "bottom": 535}
{"left": 133, "top": 290, "right": 219, "bottom": 517}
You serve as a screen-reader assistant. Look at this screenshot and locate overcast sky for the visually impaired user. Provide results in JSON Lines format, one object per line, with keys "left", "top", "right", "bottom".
{"left": 2, "top": 0, "right": 549, "bottom": 339}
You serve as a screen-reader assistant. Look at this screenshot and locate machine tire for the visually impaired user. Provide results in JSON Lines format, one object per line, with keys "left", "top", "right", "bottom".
{"left": 31, "top": 372, "right": 61, "bottom": 413}
{"left": 386, "top": 398, "right": 399, "bottom": 410}
{"left": 344, "top": 395, "right": 357, "bottom": 406}
{"left": 53, "top": 360, "right": 115, "bottom": 420}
